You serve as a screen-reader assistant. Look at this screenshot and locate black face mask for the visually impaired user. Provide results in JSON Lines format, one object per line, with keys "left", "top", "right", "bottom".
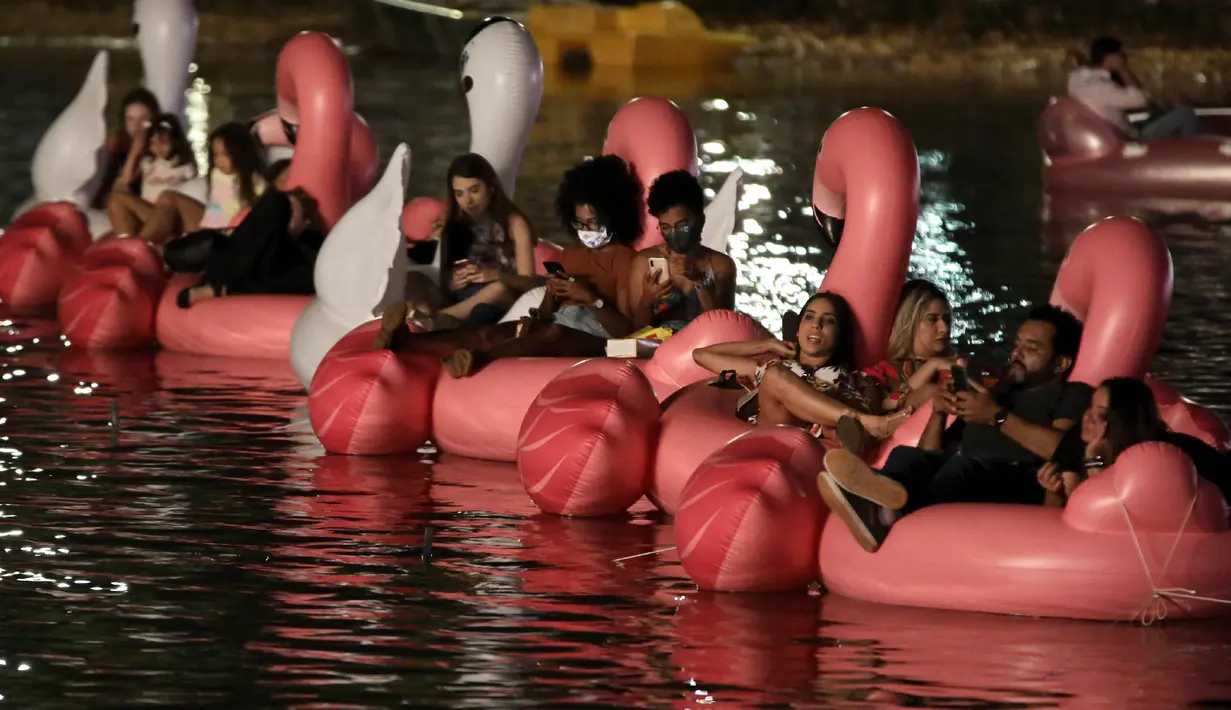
{"left": 663, "top": 224, "right": 700, "bottom": 254}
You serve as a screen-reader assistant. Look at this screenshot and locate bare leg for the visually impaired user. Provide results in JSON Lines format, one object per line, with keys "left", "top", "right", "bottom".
{"left": 443, "top": 321, "right": 606, "bottom": 378}
{"left": 403, "top": 272, "right": 447, "bottom": 315}
{"left": 438, "top": 281, "right": 513, "bottom": 321}
{"left": 756, "top": 364, "right": 909, "bottom": 437}
{"left": 107, "top": 193, "right": 154, "bottom": 235}
{"left": 139, "top": 192, "right": 204, "bottom": 245}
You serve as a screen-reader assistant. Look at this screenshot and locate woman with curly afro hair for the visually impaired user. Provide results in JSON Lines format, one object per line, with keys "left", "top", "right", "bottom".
{"left": 372, "top": 154, "right": 647, "bottom": 379}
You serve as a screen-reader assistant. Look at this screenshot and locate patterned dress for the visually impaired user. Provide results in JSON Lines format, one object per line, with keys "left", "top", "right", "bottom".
{"left": 740, "top": 358, "right": 879, "bottom": 437}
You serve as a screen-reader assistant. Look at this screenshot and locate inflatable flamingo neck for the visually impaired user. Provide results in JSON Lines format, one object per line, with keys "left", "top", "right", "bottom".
{"left": 602, "top": 96, "right": 699, "bottom": 250}
{"left": 1049, "top": 217, "right": 1172, "bottom": 386}
{"left": 30, "top": 50, "right": 109, "bottom": 206}
{"left": 1038, "top": 98, "right": 1124, "bottom": 163}
{"left": 134, "top": 0, "right": 197, "bottom": 122}
{"left": 813, "top": 108, "right": 920, "bottom": 366}
{"left": 276, "top": 32, "right": 355, "bottom": 231}
{"left": 462, "top": 17, "right": 543, "bottom": 199}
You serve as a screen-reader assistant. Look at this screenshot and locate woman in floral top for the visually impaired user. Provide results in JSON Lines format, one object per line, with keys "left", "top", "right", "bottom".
{"left": 693, "top": 292, "right": 911, "bottom": 446}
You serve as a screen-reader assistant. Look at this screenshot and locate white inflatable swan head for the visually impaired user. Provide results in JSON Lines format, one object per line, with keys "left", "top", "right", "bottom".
{"left": 134, "top": 0, "right": 199, "bottom": 121}
{"left": 461, "top": 17, "right": 543, "bottom": 198}
{"left": 30, "top": 51, "right": 109, "bottom": 206}
{"left": 313, "top": 143, "right": 411, "bottom": 323}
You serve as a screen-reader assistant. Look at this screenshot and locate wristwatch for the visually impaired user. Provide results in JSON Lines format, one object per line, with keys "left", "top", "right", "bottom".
{"left": 993, "top": 407, "right": 1010, "bottom": 430}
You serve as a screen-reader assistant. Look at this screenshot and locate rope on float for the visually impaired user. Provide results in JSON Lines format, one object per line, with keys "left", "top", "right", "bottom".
{"left": 1118, "top": 484, "right": 1231, "bottom": 625}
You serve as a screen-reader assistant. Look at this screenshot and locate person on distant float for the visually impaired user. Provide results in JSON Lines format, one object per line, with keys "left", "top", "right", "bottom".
{"left": 136, "top": 122, "right": 267, "bottom": 246}
{"left": 401, "top": 153, "right": 538, "bottom": 331}
{"left": 1038, "top": 377, "right": 1230, "bottom": 507}
{"left": 372, "top": 154, "right": 643, "bottom": 378}
{"left": 106, "top": 113, "right": 197, "bottom": 237}
{"left": 627, "top": 170, "right": 737, "bottom": 332}
{"left": 1068, "top": 36, "right": 1201, "bottom": 139}
{"left": 693, "top": 292, "right": 913, "bottom": 449}
{"left": 91, "top": 88, "right": 162, "bottom": 209}
{"left": 819, "top": 305, "right": 1093, "bottom": 552}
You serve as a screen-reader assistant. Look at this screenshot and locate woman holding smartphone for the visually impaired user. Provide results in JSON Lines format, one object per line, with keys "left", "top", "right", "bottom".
{"left": 627, "top": 170, "right": 737, "bottom": 332}
{"left": 403, "top": 153, "right": 537, "bottom": 331}
{"left": 373, "top": 155, "right": 642, "bottom": 377}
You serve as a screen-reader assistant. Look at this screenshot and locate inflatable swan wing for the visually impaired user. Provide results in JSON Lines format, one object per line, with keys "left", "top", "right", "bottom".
{"left": 29, "top": 51, "right": 109, "bottom": 211}
{"left": 462, "top": 17, "right": 543, "bottom": 198}
{"left": 134, "top": 0, "right": 198, "bottom": 121}
{"left": 700, "top": 168, "right": 744, "bottom": 253}
{"left": 288, "top": 143, "right": 412, "bottom": 388}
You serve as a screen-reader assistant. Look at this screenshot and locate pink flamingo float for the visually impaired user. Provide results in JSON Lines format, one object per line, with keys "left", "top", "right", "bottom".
{"left": 664, "top": 110, "right": 1230, "bottom": 617}
{"left": 56, "top": 32, "right": 379, "bottom": 357}
{"left": 307, "top": 96, "right": 758, "bottom": 462}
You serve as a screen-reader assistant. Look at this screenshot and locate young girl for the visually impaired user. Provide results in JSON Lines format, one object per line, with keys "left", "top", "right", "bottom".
{"left": 138, "top": 122, "right": 266, "bottom": 245}
{"left": 107, "top": 114, "right": 197, "bottom": 236}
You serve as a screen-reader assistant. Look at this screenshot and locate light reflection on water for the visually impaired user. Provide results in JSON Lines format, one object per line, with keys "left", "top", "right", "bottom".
{"left": 1, "top": 44, "right": 1231, "bottom": 706}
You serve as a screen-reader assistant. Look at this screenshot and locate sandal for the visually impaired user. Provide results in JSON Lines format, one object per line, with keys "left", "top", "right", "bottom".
{"left": 175, "top": 282, "right": 221, "bottom": 309}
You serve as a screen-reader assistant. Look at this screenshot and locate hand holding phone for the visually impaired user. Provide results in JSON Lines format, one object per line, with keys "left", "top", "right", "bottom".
{"left": 949, "top": 364, "right": 969, "bottom": 393}
{"left": 647, "top": 257, "right": 669, "bottom": 285}
{"left": 544, "top": 261, "right": 570, "bottom": 279}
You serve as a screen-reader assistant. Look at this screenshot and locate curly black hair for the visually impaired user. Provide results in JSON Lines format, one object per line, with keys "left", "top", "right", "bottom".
{"left": 647, "top": 169, "right": 704, "bottom": 218}
{"left": 554, "top": 155, "right": 643, "bottom": 246}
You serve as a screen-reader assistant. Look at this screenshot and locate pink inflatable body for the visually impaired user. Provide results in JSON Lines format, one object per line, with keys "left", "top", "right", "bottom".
{"left": 818, "top": 217, "right": 1231, "bottom": 620}
{"left": 1040, "top": 97, "right": 1231, "bottom": 200}
{"left": 309, "top": 308, "right": 765, "bottom": 458}
{"left": 0, "top": 202, "right": 92, "bottom": 312}
{"left": 56, "top": 32, "right": 375, "bottom": 357}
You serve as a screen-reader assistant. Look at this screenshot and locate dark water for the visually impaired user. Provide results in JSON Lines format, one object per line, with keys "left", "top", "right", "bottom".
{"left": 2, "top": 43, "right": 1231, "bottom": 707}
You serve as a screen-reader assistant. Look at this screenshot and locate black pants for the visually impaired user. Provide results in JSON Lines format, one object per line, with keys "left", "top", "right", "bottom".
{"left": 881, "top": 446, "right": 1044, "bottom": 514}
{"left": 203, "top": 190, "right": 323, "bottom": 296}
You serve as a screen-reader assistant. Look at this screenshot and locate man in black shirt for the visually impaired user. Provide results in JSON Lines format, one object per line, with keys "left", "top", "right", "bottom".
{"left": 820, "top": 305, "right": 1093, "bottom": 552}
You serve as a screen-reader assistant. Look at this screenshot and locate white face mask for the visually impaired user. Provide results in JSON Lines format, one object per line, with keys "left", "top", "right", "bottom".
{"left": 578, "top": 227, "right": 612, "bottom": 249}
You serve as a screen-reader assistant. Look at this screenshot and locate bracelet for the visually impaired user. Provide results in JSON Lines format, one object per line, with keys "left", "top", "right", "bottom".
{"left": 696, "top": 273, "right": 716, "bottom": 290}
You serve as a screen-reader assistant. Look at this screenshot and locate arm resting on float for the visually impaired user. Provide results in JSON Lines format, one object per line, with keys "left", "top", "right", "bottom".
{"left": 692, "top": 341, "right": 768, "bottom": 379}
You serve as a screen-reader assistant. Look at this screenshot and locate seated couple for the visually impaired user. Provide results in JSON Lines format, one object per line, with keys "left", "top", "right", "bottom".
{"left": 813, "top": 305, "right": 1229, "bottom": 551}
{"left": 372, "top": 155, "right": 737, "bottom": 377}
{"left": 693, "top": 280, "right": 958, "bottom": 455}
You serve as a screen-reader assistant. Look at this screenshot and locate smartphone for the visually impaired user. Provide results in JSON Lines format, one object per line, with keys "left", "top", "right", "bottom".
{"left": 949, "top": 364, "right": 969, "bottom": 393}
{"left": 647, "top": 257, "right": 669, "bottom": 285}
{"left": 544, "top": 261, "right": 566, "bottom": 277}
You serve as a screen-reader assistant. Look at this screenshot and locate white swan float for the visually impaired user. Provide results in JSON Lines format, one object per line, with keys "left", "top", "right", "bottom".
{"left": 287, "top": 17, "right": 545, "bottom": 388}
{"left": 11, "top": 0, "right": 199, "bottom": 235}
{"left": 288, "top": 145, "right": 412, "bottom": 387}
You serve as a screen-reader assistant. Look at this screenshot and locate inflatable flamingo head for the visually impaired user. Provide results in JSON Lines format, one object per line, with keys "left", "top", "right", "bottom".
{"left": 1049, "top": 217, "right": 1172, "bottom": 385}
{"left": 812, "top": 108, "right": 920, "bottom": 367}
{"left": 30, "top": 50, "right": 109, "bottom": 206}
{"left": 461, "top": 17, "right": 543, "bottom": 199}
{"left": 133, "top": 0, "right": 198, "bottom": 121}
{"left": 402, "top": 197, "right": 446, "bottom": 242}
{"left": 602, "top": 96, "right": 699, "bottom": 250}
{"left": 1038, "top": 98, "right": 1124, "bottom": 163}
